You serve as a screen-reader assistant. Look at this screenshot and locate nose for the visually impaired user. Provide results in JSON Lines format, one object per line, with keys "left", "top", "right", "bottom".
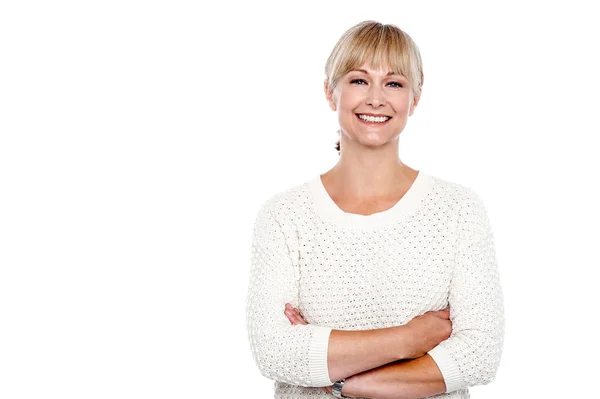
{"left": 366, "top": 84, "right": 386, "bottom": 107}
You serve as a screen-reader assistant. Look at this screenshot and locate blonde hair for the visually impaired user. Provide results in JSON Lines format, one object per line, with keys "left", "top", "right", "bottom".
{"left": 325, "top": 21, "right": 424, "bottom": 153}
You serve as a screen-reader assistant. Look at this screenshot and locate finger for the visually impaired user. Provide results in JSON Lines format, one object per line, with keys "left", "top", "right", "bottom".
{"left": 284, "top": 312, "right": 296, "bottom": 324}
{"left": 290, "top": 310, "right": 307, "bottom": 325}
{"left": 287, "top": 307, "right": 307, "bottom": 324}
{"left": 284, "top": 311, "right": 295, "bottom": 324}
{"left": 284, "top": 308, "right": 299, "bottom": 324}
{"left": 284, "top": 304, "right": 296, "bottom": 316}
{"left": 293, "top": 309, "right": 309, "bottom": 325}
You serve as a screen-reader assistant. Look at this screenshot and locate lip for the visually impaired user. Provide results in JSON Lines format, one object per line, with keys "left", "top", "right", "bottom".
{"left": 356, "top": 113, "right": 391, "bottom": 117}
{"left": 355, "top": 113, "right": 392, "bottom": 125}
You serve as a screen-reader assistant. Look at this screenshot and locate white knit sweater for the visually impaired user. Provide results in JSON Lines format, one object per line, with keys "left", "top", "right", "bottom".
{"left": 245, "top": 170, "right": 504, "bottom": 399}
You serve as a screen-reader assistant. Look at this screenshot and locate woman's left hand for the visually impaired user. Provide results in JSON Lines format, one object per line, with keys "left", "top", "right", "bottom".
{"left": 284, "top": 303, "right": 309, "bottom": 325}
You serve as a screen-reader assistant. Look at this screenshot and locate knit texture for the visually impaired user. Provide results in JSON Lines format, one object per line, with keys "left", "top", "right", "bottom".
{"left": 246, "top": 171, "right": 504, "bottom": 399}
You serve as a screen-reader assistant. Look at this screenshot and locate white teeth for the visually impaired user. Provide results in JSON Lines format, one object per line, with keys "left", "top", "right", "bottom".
{"left": 358, "top": 114, "right": 391, "bottom": 123}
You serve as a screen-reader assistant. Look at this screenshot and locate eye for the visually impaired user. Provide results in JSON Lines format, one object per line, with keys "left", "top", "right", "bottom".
{"left": 387, "top": 81, "right": 403, "bottom": 88}
{"left": 350, "top": 78, "right": 367, "bottom": 85}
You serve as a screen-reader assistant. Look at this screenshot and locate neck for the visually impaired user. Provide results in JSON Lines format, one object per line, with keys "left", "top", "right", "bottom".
{"left": 324, "top": 160, "right": 417, "bottom": 199}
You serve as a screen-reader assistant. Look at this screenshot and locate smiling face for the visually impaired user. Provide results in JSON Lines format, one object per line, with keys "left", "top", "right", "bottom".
{"left": 325, "top": 63, "right": 420, "bottom": 149}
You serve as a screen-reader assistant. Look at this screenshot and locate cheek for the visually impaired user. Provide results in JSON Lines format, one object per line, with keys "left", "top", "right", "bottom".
{"left": 390, "top": 97, "right": 411, "bottom": 112}
{"left": 339, "top": 90, "right": 361, "bottom": 110}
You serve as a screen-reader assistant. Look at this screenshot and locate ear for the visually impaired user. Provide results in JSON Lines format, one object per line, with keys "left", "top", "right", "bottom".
{"left": 324, "top": 80, "right": 337, "bottom": 111}
{"left": 408, "top": 91, "right": 421, "bottom": 116}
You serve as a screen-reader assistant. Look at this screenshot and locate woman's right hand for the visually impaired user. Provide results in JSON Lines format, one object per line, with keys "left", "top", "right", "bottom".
{"left": 401, "top": 308, "right": 453, "bottom": 359}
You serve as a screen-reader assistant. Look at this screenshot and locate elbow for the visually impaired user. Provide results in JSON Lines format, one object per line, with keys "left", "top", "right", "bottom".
{"left": 437, "top": 331, "right": 503, "bottom": 390}
{"left": 480, "top": 346, "right": 503, "bottom": 386}
{"left": 248, "top": 326, "right": 315, "bottom": 387}
{"left": 252, "top": 349, "right": 315, "bottom": 388}
{"left": 475, "top": 359, "right": 500, "bottom": 386}
{"left": 249, "top": 339, "right": 277, "bottom": 381}
{"left": 467, "top": 335, "right": 504, "bottom": 387}
{"left": 483, "top": 332, "right": 504, "bottom": 385}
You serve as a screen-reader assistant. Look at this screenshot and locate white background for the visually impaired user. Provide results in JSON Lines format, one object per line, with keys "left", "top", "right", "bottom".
{"left": 1, "top": 1, "right": 599, "bottom": 398}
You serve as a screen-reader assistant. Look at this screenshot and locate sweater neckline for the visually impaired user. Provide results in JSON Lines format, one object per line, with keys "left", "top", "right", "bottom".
{"left": 308, "top": 170, "right": 434, "bottom": 229}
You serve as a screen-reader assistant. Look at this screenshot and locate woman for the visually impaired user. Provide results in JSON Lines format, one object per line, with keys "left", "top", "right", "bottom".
{"left": 246, "top": 20, "right": 504, "bottom": 399}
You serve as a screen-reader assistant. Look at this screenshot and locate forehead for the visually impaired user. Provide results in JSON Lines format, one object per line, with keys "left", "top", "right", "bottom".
{"left": 345, "top": 62, "right": 407, "bottom": 80}
{"left": 348, "top": 64, "right": 402, "bottom": 75}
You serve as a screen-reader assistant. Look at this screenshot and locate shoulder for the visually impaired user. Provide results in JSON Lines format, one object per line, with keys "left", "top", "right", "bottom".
{"left": 254, "top": 177, "right": 313, "bottom": 225}
{"left": 427, "top": 172, "right": 482, "bottom": 201}
{"left": 434, "top": 177, "right": 491, "bottom": 238}
{"left": 251, "top": 179, "right": 311, "bottom": 256}
{"left": 427, "top": 172, "right": 492, "bottom": 231}
{"left": 427, "top": 172, "right": 488, "bottom": 210}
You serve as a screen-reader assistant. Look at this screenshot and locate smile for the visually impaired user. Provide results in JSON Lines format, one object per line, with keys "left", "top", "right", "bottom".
{"left": 356, "top": 114, "right": 392, "bottom": 124}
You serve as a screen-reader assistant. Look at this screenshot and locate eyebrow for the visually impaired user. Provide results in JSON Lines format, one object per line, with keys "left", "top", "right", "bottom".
{"left": 352, "top": 69, "right": 404, "bottom": 78}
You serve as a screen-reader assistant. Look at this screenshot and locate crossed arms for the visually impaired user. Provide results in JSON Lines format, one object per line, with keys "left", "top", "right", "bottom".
{"left": 247, "top": 193, "right": 504, "bottom": 398}
{"left": 284, "top": 305, "right": 451, "bottom": 399}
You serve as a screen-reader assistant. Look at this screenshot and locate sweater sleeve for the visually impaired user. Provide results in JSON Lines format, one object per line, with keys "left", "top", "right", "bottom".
{"left": 245, "top": 200, "right": 334, "bottom": 387}
{"left": 427, "top": 189, "right": 505, "bottom": 393}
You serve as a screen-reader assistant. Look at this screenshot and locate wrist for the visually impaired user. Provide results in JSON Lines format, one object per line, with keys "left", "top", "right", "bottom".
{"left": 341, "top": 374, "right": 368, "bottom": 399}
{"left": 390, "top": 324, "right": 412, "bottom": 360}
